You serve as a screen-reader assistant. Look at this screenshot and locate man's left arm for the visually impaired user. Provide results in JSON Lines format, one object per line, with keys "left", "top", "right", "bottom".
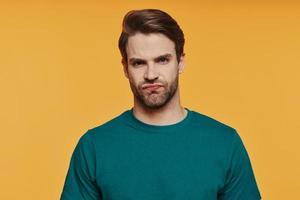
{"left": 218, "top": 130, "right": 262, "bottom": 200}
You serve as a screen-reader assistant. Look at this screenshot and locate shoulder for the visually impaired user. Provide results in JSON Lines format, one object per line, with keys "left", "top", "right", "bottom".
{"left": 191, "top": 109, "right": 235, "bottom": 132}
{"left": 79, "top": 110, "right": 128, "bottom": 141}
{"left": 92, "top": 110, "right": 128, "bottom": 130}
{"left": 190, "top": 109, "right": 240, "bottom": 142}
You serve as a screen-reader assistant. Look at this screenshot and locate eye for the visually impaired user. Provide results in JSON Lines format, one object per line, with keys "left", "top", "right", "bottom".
{"left": 132, "top": 61, "right": 144, "bottom": 66}
{"left": 158, "top": 57, "right": 169, "bottom": 64}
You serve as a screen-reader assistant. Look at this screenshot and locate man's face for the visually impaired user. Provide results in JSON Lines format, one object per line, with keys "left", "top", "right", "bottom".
{"left": 122, "top": 32, "right": 184, "bottom": 109}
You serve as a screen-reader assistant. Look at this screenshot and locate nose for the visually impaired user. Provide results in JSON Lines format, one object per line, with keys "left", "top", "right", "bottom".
{"left": 144, "top": 63, "right": 159, "bottom": 81}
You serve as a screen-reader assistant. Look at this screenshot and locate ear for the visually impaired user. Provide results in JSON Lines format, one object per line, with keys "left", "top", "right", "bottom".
{"left": 178, "top": 53, "right": 185, "bottom": 74}
{"left": 122, "top": 58, "right": 129, "bottom": 79}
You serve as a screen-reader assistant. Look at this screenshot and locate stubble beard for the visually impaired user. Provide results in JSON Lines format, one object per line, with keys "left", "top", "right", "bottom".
{"left": 129, "top": 74, "right": 179, "bottom": 110}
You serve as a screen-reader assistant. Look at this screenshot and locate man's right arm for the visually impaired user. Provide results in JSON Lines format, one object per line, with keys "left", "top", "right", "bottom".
{"left": 60, "top": 130, "right": 102, "bottom": 200}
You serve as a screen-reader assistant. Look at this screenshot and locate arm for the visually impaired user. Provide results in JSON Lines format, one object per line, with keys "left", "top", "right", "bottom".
{"left": 218, "top": 130, "right": 261, "bottom": 200}
{"left": 60, "top": 130, "right": 102, "bottom": 200}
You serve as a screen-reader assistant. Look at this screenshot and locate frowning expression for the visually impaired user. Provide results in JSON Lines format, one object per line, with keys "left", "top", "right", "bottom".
{"left": 122, "top": 32, "right": 184, "bottom": 109}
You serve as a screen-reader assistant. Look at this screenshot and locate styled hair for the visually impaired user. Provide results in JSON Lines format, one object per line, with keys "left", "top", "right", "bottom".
{"left": 118, "top": 9, "right": 185, "bottom": 64}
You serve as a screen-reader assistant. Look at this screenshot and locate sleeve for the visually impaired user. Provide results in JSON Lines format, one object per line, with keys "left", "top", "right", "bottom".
{"left": 218, "top": 130, "right": 262, "bottom": 200}
{"left": 60, "top": 130, "right": 102, "bottom": 200}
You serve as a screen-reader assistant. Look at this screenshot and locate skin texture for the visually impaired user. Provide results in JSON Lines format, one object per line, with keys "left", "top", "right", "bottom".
{"left": 122, "top": 32, "right": 187, "bottom": 125}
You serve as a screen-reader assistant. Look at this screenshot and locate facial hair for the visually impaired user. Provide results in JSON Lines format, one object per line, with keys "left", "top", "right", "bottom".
{"left": 129, "top": 73, "right": 179, "bottom": 110}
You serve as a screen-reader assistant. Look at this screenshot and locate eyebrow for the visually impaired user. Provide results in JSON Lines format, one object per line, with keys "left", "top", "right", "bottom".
{"left": 128, "top": 53, "right": 173, "bottom": 64}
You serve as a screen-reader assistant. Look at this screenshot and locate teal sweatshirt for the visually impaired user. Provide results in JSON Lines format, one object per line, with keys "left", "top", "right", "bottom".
{"left": 60, "top": 107, "right": 261, "bottom": 200}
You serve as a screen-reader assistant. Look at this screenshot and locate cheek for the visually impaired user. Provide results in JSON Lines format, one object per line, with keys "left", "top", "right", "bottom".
{"left": 162, "top": 67, "right": 178, "bottom": 82}
{"left": 128, "top": 71, "right": 142, "bottom": 86}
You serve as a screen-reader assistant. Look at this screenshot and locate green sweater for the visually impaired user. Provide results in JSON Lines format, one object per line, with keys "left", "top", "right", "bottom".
{"left": 60, "top": 107, "right": 261, "bottom": 200}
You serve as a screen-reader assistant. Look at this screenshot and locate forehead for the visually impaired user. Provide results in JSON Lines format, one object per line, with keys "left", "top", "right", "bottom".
{"left": 126, "top": 32, "right": 176, "bottom": 60}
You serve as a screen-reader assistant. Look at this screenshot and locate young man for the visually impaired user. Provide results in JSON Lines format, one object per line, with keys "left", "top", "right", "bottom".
{"left": 60, "top": 9, "right": 261, "bottom": 200}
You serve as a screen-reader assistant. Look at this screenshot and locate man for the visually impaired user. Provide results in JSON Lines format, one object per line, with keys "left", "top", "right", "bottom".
{"left": 60, "top": 9, "right": 261, "bottom": 200}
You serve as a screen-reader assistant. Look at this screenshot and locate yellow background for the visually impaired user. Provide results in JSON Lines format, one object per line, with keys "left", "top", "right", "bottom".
{"left": 1, "top": 0, "right": 299, "bottom": 199}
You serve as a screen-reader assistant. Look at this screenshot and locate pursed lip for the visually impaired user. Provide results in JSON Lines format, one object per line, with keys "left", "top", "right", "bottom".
{"left": 142, "top": 83, "right": 163, "bottom": 89}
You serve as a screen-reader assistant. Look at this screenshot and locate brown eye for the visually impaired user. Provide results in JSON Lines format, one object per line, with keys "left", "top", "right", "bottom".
{"left": 158, "top": 57, "right": 169, "bottom": 63}
{"left": 133, "top": 61, "right": 144, "bottom": 66}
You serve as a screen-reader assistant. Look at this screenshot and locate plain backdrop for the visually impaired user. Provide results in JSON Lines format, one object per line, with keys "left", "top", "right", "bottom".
{"left": 1, "top": 0, "right": 299, "bottom": 199}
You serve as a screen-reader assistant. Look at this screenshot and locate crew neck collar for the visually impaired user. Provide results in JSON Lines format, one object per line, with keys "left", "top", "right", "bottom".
{"left": 123, "top": 107, "right": 193, "bottom": 133}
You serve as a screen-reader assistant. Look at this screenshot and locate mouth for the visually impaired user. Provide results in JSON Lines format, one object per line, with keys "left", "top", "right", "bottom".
{"left": 146, "top": 86, "right": 162, "bottom": 91}
{"left": 142, "top": 83, "right": 163, "bottom": 89}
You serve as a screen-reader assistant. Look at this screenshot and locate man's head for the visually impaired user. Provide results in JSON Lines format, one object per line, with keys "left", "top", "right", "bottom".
{"left": 118, "top": 9, "right": 185, "bottom": 109}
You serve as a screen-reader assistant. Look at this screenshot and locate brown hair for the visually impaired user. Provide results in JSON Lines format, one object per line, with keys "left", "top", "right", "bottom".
{"left": 118, "top": 9, "right": 185, "bottom": 64}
